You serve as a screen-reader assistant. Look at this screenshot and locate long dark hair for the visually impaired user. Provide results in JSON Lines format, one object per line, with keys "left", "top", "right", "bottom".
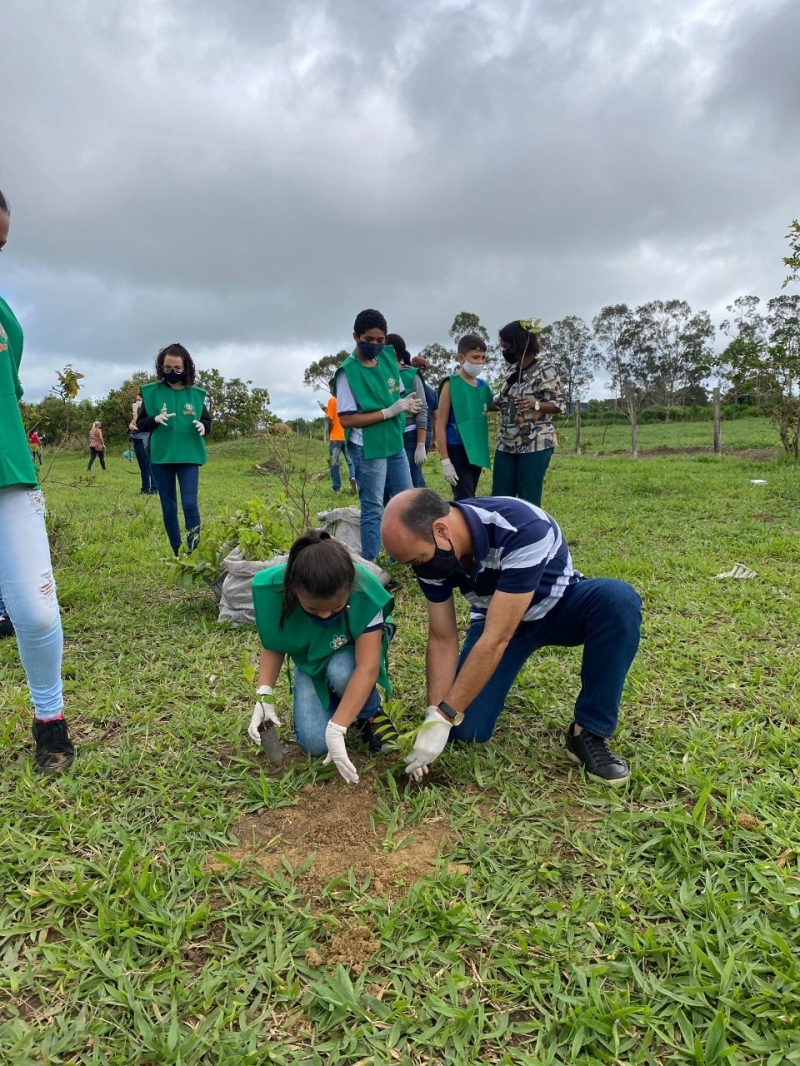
{"left": 155, "top": 343, "right": 197, "bottom": 385}
{"left": 280, "top": 530, "right": 355, "bottom": 627}
{"left": 499, "top": 321, "right": 542, "bottom": 360}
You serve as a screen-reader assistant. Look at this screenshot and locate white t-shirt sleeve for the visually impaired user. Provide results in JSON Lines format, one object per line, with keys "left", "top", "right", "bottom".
{"left": 336, "top": 375, "right": 358, "bottom": 415}
{"left": 363, "top": 609, "right": 384, "bottom": 633}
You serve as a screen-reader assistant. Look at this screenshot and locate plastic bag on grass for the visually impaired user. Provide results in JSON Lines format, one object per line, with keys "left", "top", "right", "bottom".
{"left": 217, "top": 549, "right": 288, "bottom": 625}
{"left": 317, "top": 507, "right": 362, "bottom": 553}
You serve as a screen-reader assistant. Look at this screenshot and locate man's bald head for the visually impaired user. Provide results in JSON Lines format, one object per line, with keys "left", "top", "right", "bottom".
{"left": 382, "top": 489, "right": 451, "bottom": 563}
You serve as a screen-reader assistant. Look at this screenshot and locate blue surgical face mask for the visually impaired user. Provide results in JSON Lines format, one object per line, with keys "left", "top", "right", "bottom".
{"left": 357, "top": 341, "right": 384, "bottom": 359}
{"left": 462, "top": 360, "right": 483, "bottom": 378}
{"left": 302, "top": 607, "right": 345, "bottom": 628}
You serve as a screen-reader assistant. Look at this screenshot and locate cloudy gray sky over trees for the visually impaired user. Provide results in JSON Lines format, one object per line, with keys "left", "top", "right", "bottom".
{"left": 2, "top": 0, "right": 798, "bottom": 417}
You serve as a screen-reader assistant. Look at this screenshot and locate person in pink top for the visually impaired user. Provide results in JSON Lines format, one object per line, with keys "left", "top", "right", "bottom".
{"left": 88, "top": 421, "right": 106, "bottom": 471}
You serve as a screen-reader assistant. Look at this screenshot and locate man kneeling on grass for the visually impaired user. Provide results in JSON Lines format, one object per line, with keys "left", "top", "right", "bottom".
{"left": 381, "top": 489, "right": 642, "bottom": 786}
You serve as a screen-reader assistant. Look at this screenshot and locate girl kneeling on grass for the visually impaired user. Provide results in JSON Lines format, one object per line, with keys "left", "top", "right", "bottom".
{"left": 248, "top": 531, "right": 397, "bottom": 785}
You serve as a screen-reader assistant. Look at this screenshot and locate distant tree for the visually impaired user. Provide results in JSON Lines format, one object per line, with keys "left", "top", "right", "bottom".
{"left": 539, "top": 315, "right": 599, "bottom": 408}
{"left": 783, "top": 219, "right": 800, "bottom": 289}
{"left": 196, "top": 368, "right": 226, "bottom": 419}
{"left": 634, "top": 300, "right": 714, "bottom": 419}
{"left": 593, "top": 304, "right": 653, "bottom": 458}
{"left": 718, "top": 296, "right": 774, "bottom": 406}
{"left": 95, "top": 371, "right": 151, "bottom": 441}
{"left": 766, "top": 294, "right": 800, "bottom": 457}
{"left": 417, "top": 342, "right": 455, "bottom": 381}
{"left": 448, "top": 312, "right": 490, "bottom": 346}
{"left": 303, "top": 350, "right": 349, "bottom": 392}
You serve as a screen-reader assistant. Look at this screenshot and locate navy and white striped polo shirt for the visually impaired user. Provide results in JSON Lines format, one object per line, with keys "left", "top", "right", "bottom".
{"left": 416, "top": 497, "right": 583, "bottom": 623}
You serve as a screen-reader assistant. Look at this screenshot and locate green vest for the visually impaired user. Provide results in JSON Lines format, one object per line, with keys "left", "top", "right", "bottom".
{"left": 334, "top": 347, "right": 404, "bottom": 459}
{"left": 0, "top": 296, "right": 38, "bottom": 490}
{"left": 141, "top": 381, "right": 208, "bottom": 466}
{"left": 445, "top": 374, "right": 493, "bottom": 469}
{"left": 251, "top": 563, "right": 394, "bottom": 709}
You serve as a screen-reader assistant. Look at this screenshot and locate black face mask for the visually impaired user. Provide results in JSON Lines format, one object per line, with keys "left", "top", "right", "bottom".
{"left": 501, "top": 349, "right": 519, "bottom": 365}
{"left": 301, "top": 607, "right": 345, "bottom": 628}
{"left": 412, "top": 538, "right": 458, "bottom": 581}
{"left": 164, "top": 368, "right": 186, "bottom": 385}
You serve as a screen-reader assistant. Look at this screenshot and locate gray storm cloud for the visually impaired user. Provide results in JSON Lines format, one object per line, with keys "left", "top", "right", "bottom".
{"left": 1, "top": 0, "right": 797, "bottom": 415}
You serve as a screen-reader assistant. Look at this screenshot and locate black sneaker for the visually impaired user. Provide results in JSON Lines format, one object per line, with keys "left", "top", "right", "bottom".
{"left": 565, "top": 723, "right": 629, "bottom": 786}
{"left": 0, "top": 613, "right": 14, "bottom": 638}
{"left": 32, "top": 717, "right": 76, "bottom": 774}
{"left": 353, "top": 710, "right": 399, "bottom": 752}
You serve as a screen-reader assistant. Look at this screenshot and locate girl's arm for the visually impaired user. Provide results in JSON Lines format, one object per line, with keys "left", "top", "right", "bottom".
{"left": 435, "top": 381, "right": 452, "bottom": 461}
{"left": 329, "top": 629, "right": 382, "bottom": 727}
{"left": 136, "top": 398, "right": 159, "bottom": 433}
{"left": 258, "top": 647, "right": 285, "bottom": 689}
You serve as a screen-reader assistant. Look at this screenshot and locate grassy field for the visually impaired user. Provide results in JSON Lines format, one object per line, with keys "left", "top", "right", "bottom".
{"left": 2, "top": 417, "right": 800, "bottom": 1065}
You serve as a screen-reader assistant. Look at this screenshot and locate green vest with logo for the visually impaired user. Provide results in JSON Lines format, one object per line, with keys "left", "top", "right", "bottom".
{"left": 335, "top": 347, "right": 404, "bottom": 459}
{"left": 141, "top": 381, "right": 208, "bottom": 466}
{"left": 0, "top": 296, "right": 38, "bottom": 490}
{"left": 251, "top": 563, "right": 394, "bottom": 709}
{"left": 445, "top": 374, "right": 493, "bottom": 469}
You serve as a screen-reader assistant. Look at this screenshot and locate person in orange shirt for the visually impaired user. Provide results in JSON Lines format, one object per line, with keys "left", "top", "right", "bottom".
{"left": 326, "top": 377, "right": 356, "bottom": 494}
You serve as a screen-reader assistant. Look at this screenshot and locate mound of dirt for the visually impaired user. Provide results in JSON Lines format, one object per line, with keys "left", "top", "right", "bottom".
{"left": 207, "top": 773, "right": 450, "bottom": 901}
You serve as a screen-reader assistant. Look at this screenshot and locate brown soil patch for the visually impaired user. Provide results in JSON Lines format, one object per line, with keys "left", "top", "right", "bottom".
{"left": 206, "top": 773, "right": 450, "bottom": 900}
{"left": 750, "top": 513, "right": 777, "bottom": 522}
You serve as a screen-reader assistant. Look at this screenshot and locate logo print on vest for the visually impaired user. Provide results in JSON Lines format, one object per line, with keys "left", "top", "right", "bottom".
{"left": 330, "top": 635, "right": 348, "bottom": 650}
{"left": 183, "top": 403, "right": 196, "bottom": 416}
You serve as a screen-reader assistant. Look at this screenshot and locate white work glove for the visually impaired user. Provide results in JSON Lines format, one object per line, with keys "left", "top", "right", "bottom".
{"left": 441, "top": 459, "right": 459, "bottom": 486}
{"left": 247, "top": 687, "right": 281, "bottom": 743}
{"left": 414, "top": 443, "right": 427, "bottom": 466}
{"left": 404, "top": 706, "right": 452, "bottom": 781}
{"left": 381, "top": 395, "right": 423, "bottom": 421}
{"left": 323, "top": 720, "right": 359, "bottom": 784}
{"left": 154, "top": 405, "right": 175, "bottom": 426}
{"left": 193, "top": 420, "right": 206, "bottom": 436}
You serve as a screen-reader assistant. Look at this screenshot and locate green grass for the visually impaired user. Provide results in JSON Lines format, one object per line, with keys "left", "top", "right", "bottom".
{"left": 2, "top": 420, "right": 800, "bottom": 1065}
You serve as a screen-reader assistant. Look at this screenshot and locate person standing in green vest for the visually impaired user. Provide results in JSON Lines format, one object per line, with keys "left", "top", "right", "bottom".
{"left": 335, "top": 310, "right": 422, "bottom": 562}
{"left": 137, "top": 343, "right": 211, "bottom": 554}
{"left": 248, "top": 530, "right": 397, "bottom": 784}
{"left": 436, "top": 335, "right": 494, "bottom": 500}
{"left": 385, "top": 333, "right": 428, "bottom": 489}
{"left": 0, "top": 186, "right": 75, "bottom": 773}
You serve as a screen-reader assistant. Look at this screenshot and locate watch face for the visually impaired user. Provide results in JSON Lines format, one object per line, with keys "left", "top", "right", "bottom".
{"left": 453, "top": 712, "right": 465, "bottom": 726}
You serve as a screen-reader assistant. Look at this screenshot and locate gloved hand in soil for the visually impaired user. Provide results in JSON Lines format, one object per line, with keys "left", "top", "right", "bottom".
{"left": 404, "top": 706, "right": 452, "bottom": 781}
{"left": 247, "top": 686, "right": 281, "bottom": 743}
{"left": 323, "top": 720, "right": 360, "bottom": 784}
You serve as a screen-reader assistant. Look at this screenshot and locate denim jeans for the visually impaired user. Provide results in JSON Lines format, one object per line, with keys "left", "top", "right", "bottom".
{"left": 492, "top": 448, "right": 554, "bottom": 508}
{"left": 0, "top": 487, "right": 64, "bottom": 719}
{"left": 349, "top": 442, "right": 413, "bottom": 561}
{"left": 328, "top": 439, "right": 355, "bottom": 492}
{"left": 403, "top": 433, "right": 427, "bottom": 489}
{"left": 293, "top": 648, "right": 381, "bottom": 756}
{"left": 451, "top": 578, "right": 642, "bottom": 743}
{"left": 132, "top": 435, "right": 157, "bottom": 494}
{"left": 150, "top": 463, "right": 201, "bottom": 554}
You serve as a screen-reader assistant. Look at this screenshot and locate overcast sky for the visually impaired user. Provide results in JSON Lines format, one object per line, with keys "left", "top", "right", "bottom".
{"left": 2, "top": 0, "right": 798, "bottom": 417}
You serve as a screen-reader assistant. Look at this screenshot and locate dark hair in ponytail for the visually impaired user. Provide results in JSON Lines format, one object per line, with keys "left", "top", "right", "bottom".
{"left": 280, "top": 530, "right": 355, "bottom": 627}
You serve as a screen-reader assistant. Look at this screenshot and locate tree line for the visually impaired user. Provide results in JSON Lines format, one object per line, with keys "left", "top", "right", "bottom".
{"left": 304, "top": 294, "right": 800, "bottom": 458}
{"left": 22, "top": 368, "right": 275, "bottom": 448}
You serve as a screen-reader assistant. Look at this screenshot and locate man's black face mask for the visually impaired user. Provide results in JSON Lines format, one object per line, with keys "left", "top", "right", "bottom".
{"left": 412, "top": 531, "right": 458, "bottom": 581}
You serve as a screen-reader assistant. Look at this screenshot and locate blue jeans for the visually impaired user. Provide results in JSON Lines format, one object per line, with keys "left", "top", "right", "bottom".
{"left": 349, "top": 442, "right": 413, "bottom": 561}
{"left": 403, "top": 433, "right": 427, "bottom": 489}
{"left": 452, "top": 578, "right": 642, "bottom": 743}
{"left": 132, "top": 435, "right": 157, "bottom": 494}
{"left": 293, "top": 649, "right": 381, "bottom": 756}
{"left": 0, "top": 487, "right": 64, "bottom": 719}
{"left": 150, "top": 463, "right": 201, "bottom": 555}
{"left": 329, "top": 439, "right": 355, "bottom": 492}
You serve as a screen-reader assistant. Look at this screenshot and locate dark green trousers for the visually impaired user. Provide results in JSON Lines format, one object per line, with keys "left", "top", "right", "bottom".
{"left": 491, "top": 448, "right": 553, "bottom": 507}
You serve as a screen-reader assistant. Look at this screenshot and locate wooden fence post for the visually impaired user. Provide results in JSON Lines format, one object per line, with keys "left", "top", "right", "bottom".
{"left": 713, "top": 387, "right": 721, "bottom": 455}
{"left": 575, "top": 405, "right": 582, "bottom": 456}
